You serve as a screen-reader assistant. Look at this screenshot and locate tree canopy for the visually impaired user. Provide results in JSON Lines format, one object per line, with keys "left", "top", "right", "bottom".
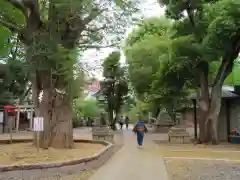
{"left": 101, "top": 51, "right": 128, "bottom": 129}
{"left": 124, "top": 0, "right": 240, "bottom": 143}
{"left": 0, "top": 0, "right": 139, "bottom": 148}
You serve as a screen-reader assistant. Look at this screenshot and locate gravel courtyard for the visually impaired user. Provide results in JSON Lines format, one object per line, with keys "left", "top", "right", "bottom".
{"left": 164, "top": 158, "right": 240, "bottom": 180}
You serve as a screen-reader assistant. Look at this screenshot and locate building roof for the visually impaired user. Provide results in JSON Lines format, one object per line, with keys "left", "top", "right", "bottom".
{"left": 189, "top": 87, "right": 240, "bottom": 100}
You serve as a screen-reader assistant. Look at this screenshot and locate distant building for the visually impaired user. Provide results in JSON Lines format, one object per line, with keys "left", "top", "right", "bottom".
{"left": 84, "top": 78, "right": 101, "bottom": 100}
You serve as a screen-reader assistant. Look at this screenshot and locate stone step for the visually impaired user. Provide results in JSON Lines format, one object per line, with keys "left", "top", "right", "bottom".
{"left": 168, "top": 131, "right": 188, "bottom": 134}
{"left": 169, "top": 137, "right": 191, "bottom": 144}
{"left": 169, "top": 134, "right": 190, "bottom": 137}
{"left": 170, "top": 127, "right": 186, "bottom": 131}
{"left": 92, "top": 131, "right": 114, "bottom": 135}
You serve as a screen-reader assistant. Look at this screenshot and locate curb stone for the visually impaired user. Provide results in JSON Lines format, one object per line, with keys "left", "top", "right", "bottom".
{"left": 0, "top": 139, "right": 113, "bottom": 172}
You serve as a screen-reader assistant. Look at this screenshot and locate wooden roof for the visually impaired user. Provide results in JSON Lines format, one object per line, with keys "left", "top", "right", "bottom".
{"left": 189, "top": 88, "right": 240, "bottom": 100}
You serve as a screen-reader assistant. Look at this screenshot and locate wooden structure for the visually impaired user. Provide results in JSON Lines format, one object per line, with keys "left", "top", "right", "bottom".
{"left": 190, "top": 87, "right": 240, "bottom": 142}
{"left": 15, "top": 105, "right": 35, "bottom": 131}
{"left": 0, "top": 105, "right": 35, "bottom": 133}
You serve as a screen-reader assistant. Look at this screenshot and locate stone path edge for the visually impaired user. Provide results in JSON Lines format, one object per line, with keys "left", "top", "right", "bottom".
{"left": 0, "top": 139, "right": 114, "bottom": 172}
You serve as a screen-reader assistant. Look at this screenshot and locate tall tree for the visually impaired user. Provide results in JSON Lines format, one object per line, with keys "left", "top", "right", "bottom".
{"left": 0, "top": 0, "right": 137, "bottom": 148}
{"left": 101, "top": 51, "right": 128, "bottom": 130}
{"left": 159, "top": 0, "right": 240, "bottom": 144}
{"left": 124, "top": 17, "right": 189, "bottom": 119}
{"left": 0, "top": 37, "right": 29, "bottom": 105}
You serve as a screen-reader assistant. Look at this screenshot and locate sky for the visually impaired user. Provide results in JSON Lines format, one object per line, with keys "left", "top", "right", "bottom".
{"left": 81, "top": 0, "right": 165, "bottom": 79}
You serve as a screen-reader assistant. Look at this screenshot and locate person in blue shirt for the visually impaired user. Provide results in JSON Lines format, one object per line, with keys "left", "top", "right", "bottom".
{"left": 133, "top": 115, "right": 148, "bottom": 147}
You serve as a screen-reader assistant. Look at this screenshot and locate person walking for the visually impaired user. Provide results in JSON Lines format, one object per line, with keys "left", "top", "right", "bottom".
{"left": 119, "top": 116, "right": 124, "bottom": 130}
{"left": 125, "top": 116, "right": 129, "bottom": 129}
{"left": 133, "top": 115, "right": 148, "bottom": 147}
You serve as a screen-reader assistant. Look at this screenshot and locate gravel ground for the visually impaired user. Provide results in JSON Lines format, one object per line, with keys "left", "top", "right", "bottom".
{"left": 164, "top": 158, "right": 240, "bottom": 180}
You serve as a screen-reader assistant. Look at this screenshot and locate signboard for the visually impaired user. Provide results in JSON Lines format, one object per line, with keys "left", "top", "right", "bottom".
{"left": 33, "top": 117, "right": 44, "bottom": 132}
{"left": 0, "top": 112, "right": 3, "bottom": 123}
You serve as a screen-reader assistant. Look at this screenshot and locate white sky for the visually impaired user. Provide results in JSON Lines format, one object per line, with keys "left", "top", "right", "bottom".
{"left": 81, "top": 0, "right": 165, "bottom": 79}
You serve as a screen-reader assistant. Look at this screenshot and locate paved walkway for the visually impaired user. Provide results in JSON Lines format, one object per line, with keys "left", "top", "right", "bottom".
{"left": 0, "top": 128, "right": 93, "bottom": 140}
{"left": 89, "top": 130, "right": 169, "bottom": 180}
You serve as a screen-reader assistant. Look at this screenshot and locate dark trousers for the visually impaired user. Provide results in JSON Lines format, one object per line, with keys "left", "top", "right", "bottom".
{"left": 119, "top": 123, "right": 123, "bottom": 129}
{"left": 137, "top": 132, "right": 144, "bottom": 146}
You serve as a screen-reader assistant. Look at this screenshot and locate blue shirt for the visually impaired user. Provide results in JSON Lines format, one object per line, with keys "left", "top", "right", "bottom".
{"left": 134, "top": 121, "right": 147, "bottom": 135}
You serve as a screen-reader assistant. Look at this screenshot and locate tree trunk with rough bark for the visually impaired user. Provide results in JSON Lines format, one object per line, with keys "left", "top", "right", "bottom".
{"left": 208, "top": 85, "right": 222, "bottom": 144}
{"left": 33, "top": 85, "right": 73, "bottom": 149}
{"left": 207, "top": 54, "right": 236, "bottom": 144}
{"left": 197, "top": 70, "right": 211, "bottom": 143}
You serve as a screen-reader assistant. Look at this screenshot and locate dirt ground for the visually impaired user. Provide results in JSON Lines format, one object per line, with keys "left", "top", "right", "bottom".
{"left": 154, "top": 142, "right": 240, "bottom": 160}
{"left": 0, "top": 142, "right": 104, "bottom": 165}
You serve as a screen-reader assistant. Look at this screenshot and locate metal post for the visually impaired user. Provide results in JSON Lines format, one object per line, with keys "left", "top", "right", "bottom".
{"left": 16, "top": 107, "right": 20, "bottom": 132}
{"left": 9, "top": 115, "right": 13, "bottom": 144}
{"left": 37, "top": 130, "right": 40, "bottom": 152}
{"left": 30, "top": 109, "right": 33, "bottom": 130}
{"left": 193, "top": 99, "right": 197, "bottom": 140}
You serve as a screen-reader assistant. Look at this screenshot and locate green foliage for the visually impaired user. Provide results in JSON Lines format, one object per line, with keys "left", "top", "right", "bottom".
{"left": 74, "top": 98, "right": 101, "bottom": 118}
{"left": 0, "top": 0, "right": 25, "bottom": 25}
{"left": 0, "top": 27, "right": 12, "bottom": 58}
{"left": 0, "top": 37, "right": 28, "bottom": 105}
{"left": 157, "top": 0, "right": 240, "bottom": 88}
{"left": 124, "top": 17, "right": 172, "bottom": 99}
{"left": 125, "top": 0, "right": 240, "bottom": 118}
{"left": 0, "top": 0, "right": 139, "bottom": 104}
{"left": 202, "top": 0, "right": 240, "bottom": 60}
{"left": 125, "top": 100, "right": 150, "bottom": 123}
{"left": 124, "top": 17, "right": 190, "bottom": 115}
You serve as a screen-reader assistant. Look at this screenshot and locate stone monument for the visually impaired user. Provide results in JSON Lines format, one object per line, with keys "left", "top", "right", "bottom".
{"left": 92, "top": 112, "right": 114, "bottom": 143}
{"left": 168, "top": 125, "right": 191, "bottom": 144}
{"left": 152, "top": 111, "right": 174, "bottom": 133}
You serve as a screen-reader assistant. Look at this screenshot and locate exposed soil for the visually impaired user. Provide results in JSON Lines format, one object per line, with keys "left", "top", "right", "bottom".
{"left": 0, "top": 142, "right": 104, "bottom": 165}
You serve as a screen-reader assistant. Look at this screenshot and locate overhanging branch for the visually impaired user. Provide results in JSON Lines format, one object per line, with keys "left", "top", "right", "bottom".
{"left": 82, "top": 8, "right": 107, "bottom": 26}
{"left": 0, "top": 18, "right": 22, "bottom": 32}
{"left": 78, "top": 43, "right": 119, "bottom": 49}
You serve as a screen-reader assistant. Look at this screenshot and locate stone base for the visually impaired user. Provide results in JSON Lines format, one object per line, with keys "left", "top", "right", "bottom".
{"left": 168, "top": 126, "right": 191, "bottom": 144}
{"left": 152, "top": 126, "right": 170, "bottom": 133}
{"left": 152, "top": 121, "right": 174, "bottom": 133}
{"left": 92, "top": 126, "right": 114, "bottom": 143}
{"left": 168, "top": 136, "right": 191, "bottom": 144}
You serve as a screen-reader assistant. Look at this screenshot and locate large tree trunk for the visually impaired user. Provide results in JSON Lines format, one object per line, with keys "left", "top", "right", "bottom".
{"left": 207, "top": 54, "right": 236, "bottom": 144}
{"left": 34, "top": 87, "right": 73, "bottom": 149}
{"left": 197, "top": 70, "right": 211, "bottom": 143}
{"left": 208, "top": 84, "right": 222, "bottom": 144}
